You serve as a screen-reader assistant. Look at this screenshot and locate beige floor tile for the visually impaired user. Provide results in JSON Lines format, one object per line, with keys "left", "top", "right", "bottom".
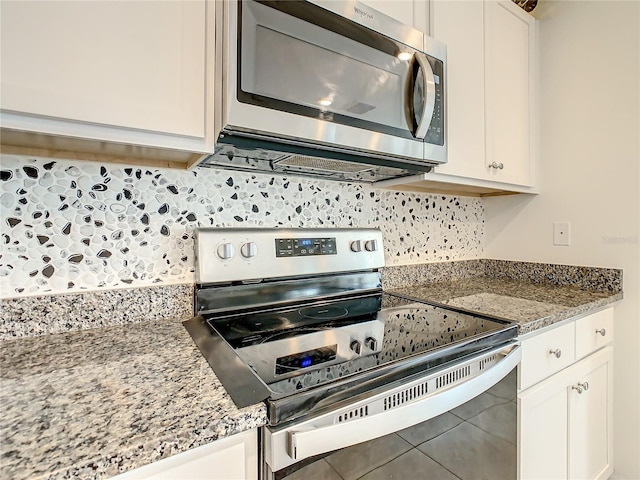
{"left": 283, "top": 459, "right": 343, "bottom": 480}
{"left": 359, "top": 448, "right": 461, "bottom": 480}
{"left": 418, "top": 422, "right": 516, "bottom": 480}
{"left": 325, "top": 433, "right": 412, "bottom": 480}
{"left": 467, "top": 402, "right": 517, "bottom": 445}
{"left": 450, "top": 391, "right": 508, "bottom": 420}
{"left": 397, "top": 412, "right": 463, "bottom": 446}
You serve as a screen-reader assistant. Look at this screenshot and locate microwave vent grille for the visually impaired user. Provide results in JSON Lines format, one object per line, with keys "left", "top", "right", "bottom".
{"left": 275, "top": 155, "right": 374, "bottom": 174}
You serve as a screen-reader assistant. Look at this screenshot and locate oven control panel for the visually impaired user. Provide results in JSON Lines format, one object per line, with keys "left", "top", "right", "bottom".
{"left": 196, "top": 228, "right": 385, "bottom": 284}
{"left": 275, "top": 237, "right": 337, "bottom": 257}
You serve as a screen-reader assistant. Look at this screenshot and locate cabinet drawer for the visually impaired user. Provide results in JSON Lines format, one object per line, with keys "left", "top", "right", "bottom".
{"left": 520, "top": 322, "right": 575, "bottom": 390}
{"left": 575, "top": 308, "right": 614, "bottom": 360}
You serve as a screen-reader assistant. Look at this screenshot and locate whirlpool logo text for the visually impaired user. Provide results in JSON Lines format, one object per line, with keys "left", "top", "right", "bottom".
{"left": 353, "top": 6, "right": 374, "bottom": 20}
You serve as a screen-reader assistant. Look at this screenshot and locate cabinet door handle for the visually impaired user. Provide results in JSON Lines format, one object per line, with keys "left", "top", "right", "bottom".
{"left": 489, "top": 162, "right": 504, "bottom": 170}
{"left": 572, "top": 381, "right": 589, "bottom": 394}
{"left": 596, "top": 328, "right": 607, "bottom": 336}
{"left": 549, "top": 349, "right": 562, "bottom": 359}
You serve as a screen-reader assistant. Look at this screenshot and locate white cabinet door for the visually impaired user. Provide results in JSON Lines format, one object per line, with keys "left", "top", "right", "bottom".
{"left": 568, "top": 350, "right": 613, "bottom": 480}
{"left": 430, "top": 0, "right": 486, "bottom": 179}
{"left": 379, "top": 0, "right": 537, "bottom": 196}
{"left": 112, "top": 429, "right": 258, "bottom": 480}
{"left": 519, "top": 370, "right": 569, "bottom": 480}
{"left": 362, "top": 0, "right": 429, "bottom": 34}
{"left": 363, "top": 0, "right": 415, "bottom": 27}
{"left": 484, "top": 0, "right": 535, "bottom": 186}
{"left": 0, "top": 0, "right": 213, "bottom": 155}
{"left": 519, "top": 347, "right": 613, "bottom": 480}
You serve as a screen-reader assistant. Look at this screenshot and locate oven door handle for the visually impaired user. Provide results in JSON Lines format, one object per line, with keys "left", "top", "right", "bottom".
{"left": 287, "top": 343, "right": 521, "bottom": 462}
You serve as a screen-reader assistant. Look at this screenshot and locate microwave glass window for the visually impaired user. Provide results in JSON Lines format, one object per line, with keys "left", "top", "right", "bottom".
{"left": 253, "top": 26, "right": 404, "bottom": 129}
{"left": 239, "top": 1, "right": 421, "bottom": 140}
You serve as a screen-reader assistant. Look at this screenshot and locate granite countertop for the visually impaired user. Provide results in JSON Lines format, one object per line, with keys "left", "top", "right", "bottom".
{"left": 0, "top": 319, "right": 267, "bottom": 480}
{"left": 389, "top": 276, "right": 622, "bottom": 335}
{"left": 0, "top": 263, "right": 623, "bottom": 480}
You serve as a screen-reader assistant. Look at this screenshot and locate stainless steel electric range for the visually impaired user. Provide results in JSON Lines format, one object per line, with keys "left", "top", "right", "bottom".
{"left": 184, "top": 228, "right": 520, "bottom": 479}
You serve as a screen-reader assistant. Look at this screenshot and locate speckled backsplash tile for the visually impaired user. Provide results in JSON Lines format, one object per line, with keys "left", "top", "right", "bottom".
{"left": 0, "top": 155, "right": 484, "bottom": 298}
{"left": 1, "top": 283, "right": 193, "bottom": 340}
{"left": 481, "top": 259, "right": 622, "bottom": 293}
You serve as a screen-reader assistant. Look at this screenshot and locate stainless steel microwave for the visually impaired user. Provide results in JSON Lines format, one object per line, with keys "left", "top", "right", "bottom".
{"left": 200, "top": 0, "right": 447, "bottom": 182}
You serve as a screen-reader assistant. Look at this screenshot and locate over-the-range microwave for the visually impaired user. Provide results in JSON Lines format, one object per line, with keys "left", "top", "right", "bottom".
{"left": 199, "top": 0, "right": 447, "bottom": 183}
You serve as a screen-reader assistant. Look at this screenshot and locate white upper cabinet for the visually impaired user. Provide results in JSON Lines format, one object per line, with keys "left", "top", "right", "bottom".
{"left": 379, "top": 0, "right": 537, "bottom": 196}
{"left": 484, "top": 0, "right": 535, "bottom": 186}
{"left": 429, "top": 0, "right": 486, "bottom": 180}
{"left": 362, "top": 0, "right": 430, "bottom": 34}
{"left": 0, "top": 0, "right": 214, "bottom": 165}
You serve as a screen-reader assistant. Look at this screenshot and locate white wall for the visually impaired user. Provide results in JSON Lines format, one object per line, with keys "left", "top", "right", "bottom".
{"left": 485, "top": 1, "right": 639, "bottom": 477}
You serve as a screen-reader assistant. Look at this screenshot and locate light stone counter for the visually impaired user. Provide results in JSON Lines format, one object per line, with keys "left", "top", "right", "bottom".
{"left": 0, "top": 319, "right": 267, "bottom": 480}
{"left": 0, "top": 259, "right": 623, "bottom": 479}
{"left": 389, "top": 276, "right": 622, "bottom": 335}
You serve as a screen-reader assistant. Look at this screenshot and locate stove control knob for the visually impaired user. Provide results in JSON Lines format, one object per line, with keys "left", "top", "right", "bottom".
{"left": 216, "top": 242, "right": 235, "bottom": 260}
{"left": 240, "top": 242, "right": 257, "bottom": 259}
{"left": 350, "top": 340, "right": 362, "bottom": 355}
{"left": 365, "top": 336, "right": 378, "bottom": 351}
{"left": 364, "top": 239, "right": 378, "bottom": 252}
{"left": 350, "top": 240, "right": 363, "bottom": 252}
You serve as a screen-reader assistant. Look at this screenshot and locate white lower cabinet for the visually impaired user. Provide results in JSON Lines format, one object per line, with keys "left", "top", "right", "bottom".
{"left": 113, "top": 429, "right": 258, "bottom": 480}
{"left": 518, "top": 308, "right": 614, "bottom": 480}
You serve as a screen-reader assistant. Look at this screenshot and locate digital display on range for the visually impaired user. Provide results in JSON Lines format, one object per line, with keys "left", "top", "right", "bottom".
{"left": 275, "top": 345, "right": 338, "bottom": 375}
{"left": 275, "top": 237, "right": 337, "bottom": 257}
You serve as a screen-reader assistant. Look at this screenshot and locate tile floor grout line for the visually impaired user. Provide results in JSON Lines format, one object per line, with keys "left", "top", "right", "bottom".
{"left": 412, "top": 446, "right": 464, "bottom": 480}
{"left": 323, "top": 458, "right": 347, "bottom": 480}
{"left": 465, "top": 419, "right": 517, "bottom": 447}
{"left": 400, "top": 417, "right": 465, "bottom": 447}
{"left": 451, "top": 397, "right": 515, "bottom": 422}
{"left": 352, "top": 435, "right": 414, "bottom": 480}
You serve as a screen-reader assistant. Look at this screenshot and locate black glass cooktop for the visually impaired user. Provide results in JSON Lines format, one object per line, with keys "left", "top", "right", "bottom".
{"left": 205, "top": 293, "right": 517, "bottom": 395}
{"left": 208, "top": 295, "right": 382, "bottom": 348}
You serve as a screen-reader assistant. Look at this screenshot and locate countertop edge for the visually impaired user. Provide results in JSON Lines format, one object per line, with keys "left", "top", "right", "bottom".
{"left": 517, "top": 292, "right": 623, "bottom": 336}
{"left": 44, "top": 415, "right": 269, "bottom": 480}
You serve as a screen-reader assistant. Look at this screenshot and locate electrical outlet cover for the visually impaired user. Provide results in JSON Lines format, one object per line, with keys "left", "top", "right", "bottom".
{"left": 553, "top": 221, "right": 571, "bottom": 246}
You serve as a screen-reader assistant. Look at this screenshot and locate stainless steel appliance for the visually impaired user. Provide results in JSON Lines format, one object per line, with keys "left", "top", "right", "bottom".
{"left": 199, "top": 0, "right": 447, "bottom": 182}
{"left": 184, "top": 228, "right": 519, "bottom": 479}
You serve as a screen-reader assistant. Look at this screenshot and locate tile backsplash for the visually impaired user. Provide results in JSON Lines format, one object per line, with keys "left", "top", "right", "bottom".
{"left": 0, "top": 155, "right": 484, "bottom": 297}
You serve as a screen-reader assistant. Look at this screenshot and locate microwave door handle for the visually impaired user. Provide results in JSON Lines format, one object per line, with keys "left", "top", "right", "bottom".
{"left": 413, "top": 52, "right": 436, "bottom": 140}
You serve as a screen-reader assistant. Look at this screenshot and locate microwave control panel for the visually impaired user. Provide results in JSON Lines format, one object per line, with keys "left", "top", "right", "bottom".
{"left": 425, "top": 57, "right": 445, "bottom": 147}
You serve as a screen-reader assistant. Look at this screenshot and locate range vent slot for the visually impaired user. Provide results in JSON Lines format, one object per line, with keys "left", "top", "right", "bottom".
{"left": 336, "top": 405, "right": 369, "bottom": 423}
{"left": 276, "top": 155, "right": 373, "bottom": 174}
{"left": 435, "top": 365, "right": 472, "bottom": 389}
{"left": 383, "top": 382, "right": 428, "bottom": 411}
{"left": 479, "top": 354, "right": 498, "bottom": 371}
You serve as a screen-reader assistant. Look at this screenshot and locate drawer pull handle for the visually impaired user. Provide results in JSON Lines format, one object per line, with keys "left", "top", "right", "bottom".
{"left": 596, "top": 328, "right": 607, "bottom": 336}
{"left": 572, "top": 381, "right": 589, "bottom": 394}
{"left": 489, "top": 162, "right": 504, "bottom": 170}
{"left": 549, "top": 349, "right": 562, "bottom": 359}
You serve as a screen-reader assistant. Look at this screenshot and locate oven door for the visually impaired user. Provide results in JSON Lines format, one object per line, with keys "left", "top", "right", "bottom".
{"left": 222, "top": 0, "right": 446, "bottom": 165}
{"left": 262, "top": 341, "right": 520, "bottom": 479}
